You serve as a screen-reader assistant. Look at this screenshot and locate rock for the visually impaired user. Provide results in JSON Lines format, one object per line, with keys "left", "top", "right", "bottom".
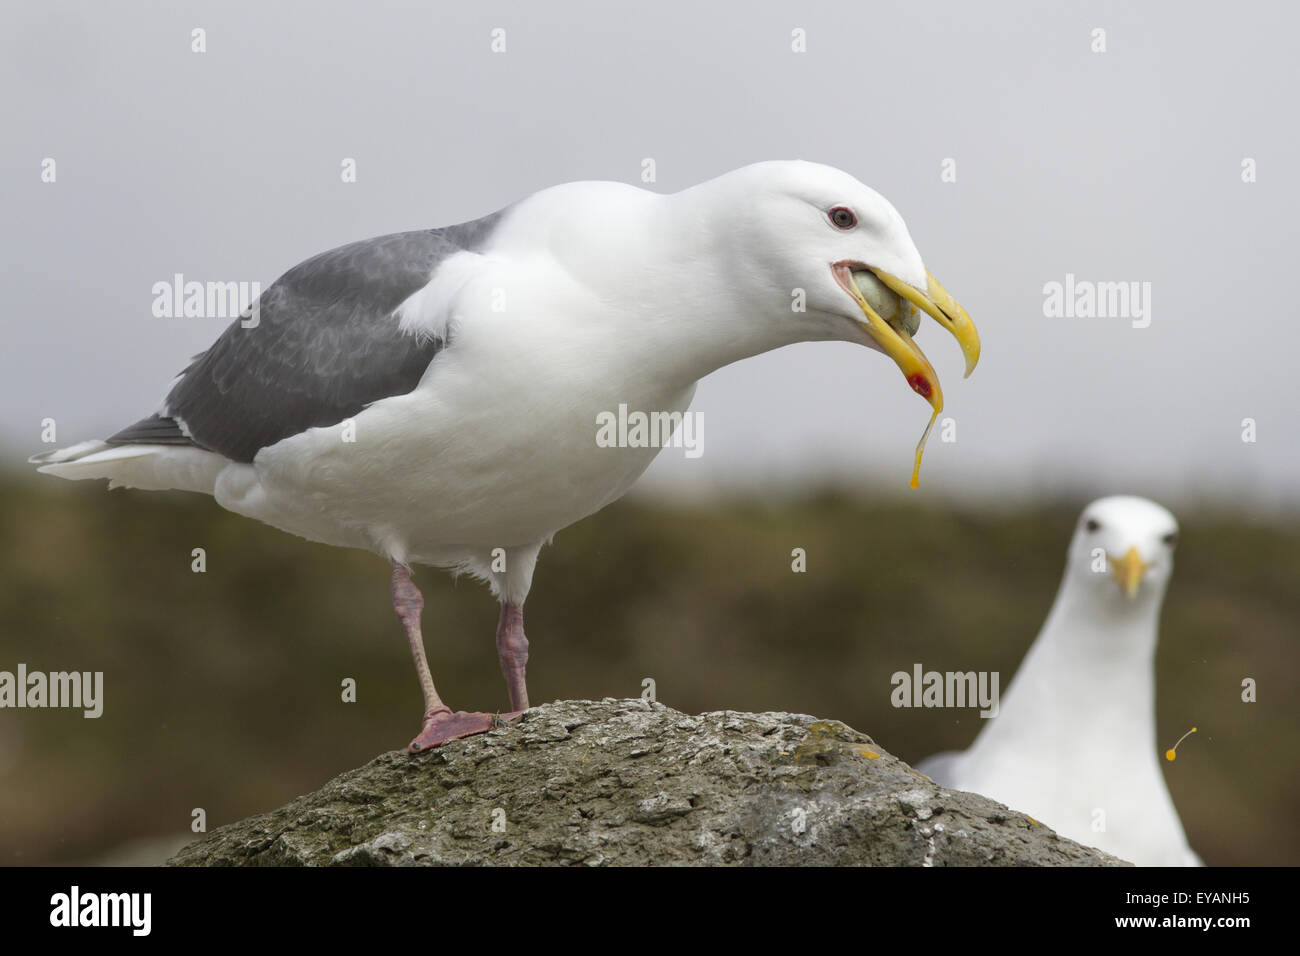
{"left": 167, "top": 699, "right": 1127, "bottom": 866}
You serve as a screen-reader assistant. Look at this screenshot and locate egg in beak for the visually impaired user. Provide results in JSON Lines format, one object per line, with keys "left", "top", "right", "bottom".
{"left": 831, "top": 262, "right": 981, "bottom": 488}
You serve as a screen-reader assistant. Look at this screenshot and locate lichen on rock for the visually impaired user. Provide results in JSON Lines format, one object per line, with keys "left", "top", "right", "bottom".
{"left": 168, "top": 699, "right": 1127, "bottom": 867}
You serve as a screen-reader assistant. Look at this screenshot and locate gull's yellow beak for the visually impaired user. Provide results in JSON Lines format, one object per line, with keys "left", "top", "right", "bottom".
{"left": 876, "top": 269, "right": 981, "bottom": 379}
{"left": 832, "top": 263, "right": 981, "bottom": 488}
{"left": 1109, "top": 546, "right": 1150, "bottom": 600}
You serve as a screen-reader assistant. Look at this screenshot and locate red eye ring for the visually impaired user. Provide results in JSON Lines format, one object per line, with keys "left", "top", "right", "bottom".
{"left": 829, "top": 206, "right": 857, "bottom": 229}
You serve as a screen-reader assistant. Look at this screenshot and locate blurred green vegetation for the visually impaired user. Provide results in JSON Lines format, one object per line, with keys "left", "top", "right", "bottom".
{"left": 0, "top": 475, "right": 1295, "bottom": 865}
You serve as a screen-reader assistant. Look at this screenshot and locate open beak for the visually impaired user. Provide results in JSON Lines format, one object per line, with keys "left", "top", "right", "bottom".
{"left": 831, "top": 262, "right": 981, "bottom": 488}
{"left": 1108, "top": 546, "right": 1150, "bottom": 600}
{"left": 879, "top": 269, "right": 981, "bottom": 379}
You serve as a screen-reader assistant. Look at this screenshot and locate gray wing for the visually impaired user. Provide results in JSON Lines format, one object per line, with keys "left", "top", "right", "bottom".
{"left": 108, "top": 212, "right": 504, "bottom": 463}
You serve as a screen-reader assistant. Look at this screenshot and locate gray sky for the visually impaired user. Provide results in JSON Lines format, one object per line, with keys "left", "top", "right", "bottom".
{"left": 3, "top": 0, "right": 1297, "bottom": 511}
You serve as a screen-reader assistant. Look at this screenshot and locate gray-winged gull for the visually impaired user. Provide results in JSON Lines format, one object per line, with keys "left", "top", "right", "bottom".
{"left": 33, "top": 160, "right": 981, "bottom": 753}
{"left": 917, "top": 496, "right": 1203, "bottom": 866}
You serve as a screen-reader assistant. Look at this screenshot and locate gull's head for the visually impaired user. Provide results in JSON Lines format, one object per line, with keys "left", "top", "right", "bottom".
{"left": 707, "top": 160, "right": 979, "bottom": 385}
{"left": 693, "top": 160, "right": 981, "bottom": 486}
{"left": 1065, "top": 496, "right": 1180, "bottom": 603}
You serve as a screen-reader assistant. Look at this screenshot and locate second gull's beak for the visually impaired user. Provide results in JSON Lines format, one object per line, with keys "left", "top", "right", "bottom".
{"left": 1109, "top": 546, "right": 1151, "bottom": 600}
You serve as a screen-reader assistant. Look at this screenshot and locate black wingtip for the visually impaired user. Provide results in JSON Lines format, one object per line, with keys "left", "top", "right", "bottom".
{"left": 105, "top": 414, "right": 195, "bottom": 447}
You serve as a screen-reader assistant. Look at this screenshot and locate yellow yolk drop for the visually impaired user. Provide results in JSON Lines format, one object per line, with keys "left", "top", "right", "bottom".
{"left": 910, "top": 406, "right": 939, "bottom": 490}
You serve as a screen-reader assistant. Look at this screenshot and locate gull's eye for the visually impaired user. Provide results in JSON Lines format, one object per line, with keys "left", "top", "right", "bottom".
{"left": 1162, "top": 532, "right": 1178, "bottom": 548}
{"left": 829, "top": 206, "right": 857, "bottom": 230}
{"left": 1085, "top": 518, "right": 1101, "bottom": 533}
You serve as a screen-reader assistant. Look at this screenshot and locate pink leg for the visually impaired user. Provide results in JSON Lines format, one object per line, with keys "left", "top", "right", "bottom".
{"left": 496, "top": 602, "right": 530, "bottom": 712}
{"left": 391, "top": 564, "right": 519, "bottom": 754}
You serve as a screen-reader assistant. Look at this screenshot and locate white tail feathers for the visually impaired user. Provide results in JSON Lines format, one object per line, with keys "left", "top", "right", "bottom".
{"left": 31, "top": 441, "right": 227, "bottom": 494}
{"left": 28, "top": 439, "right": 112, "bottom": 466}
